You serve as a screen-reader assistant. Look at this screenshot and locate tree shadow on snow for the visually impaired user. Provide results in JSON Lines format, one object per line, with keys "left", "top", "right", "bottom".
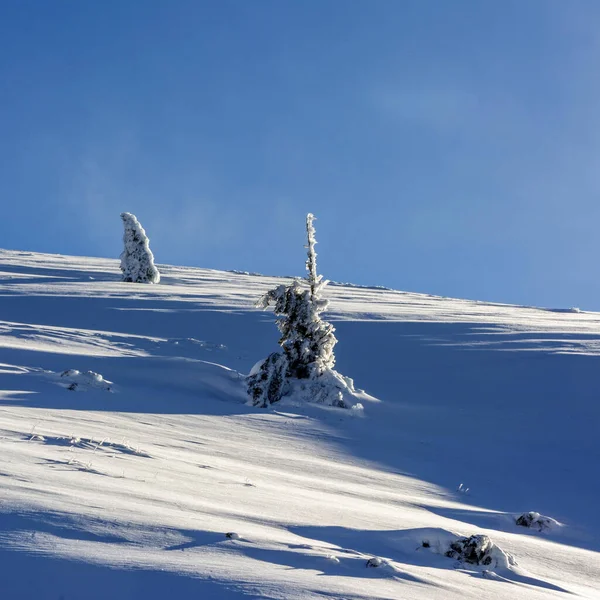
{"left": 0, "top": 511, "right": 252, "bottom": 598}
{"left": 331, "top": 320, "right": 600, "bottom": 555}
{"left": 0, "top": 262, "right": 119, "bottom": 283}
{"left": 163, "top": 530, "right": 225, "bottom": 551}
{"left": 0, "top": 547, "right": 243, "bottom": 600}
{"left": 0, "top": 510, "right": 400, "bottom": 600}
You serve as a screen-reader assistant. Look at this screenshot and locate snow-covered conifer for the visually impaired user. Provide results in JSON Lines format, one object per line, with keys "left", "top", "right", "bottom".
{"left": 119, "top": 212, "right": 160, "bottom": 284}
{"left": 258, "top": 278, "right": 336, "bottom": 380}
{"left": 248, "top": 214, "right": 344, "bottom": 407}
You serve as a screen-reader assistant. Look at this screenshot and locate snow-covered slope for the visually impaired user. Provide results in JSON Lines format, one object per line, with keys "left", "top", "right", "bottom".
{"left": 0, "top": 249, "right": 598, "bottom": 599}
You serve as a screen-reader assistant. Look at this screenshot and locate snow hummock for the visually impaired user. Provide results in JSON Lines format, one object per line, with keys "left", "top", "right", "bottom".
{"left": 516, "top": 511, "right": 561, "bottom": 532}
{"left": 445, "top": 533, "right": 516, "bottom": 570}
{"left": 57, "top": 369, "right": 113, "bottom": 392}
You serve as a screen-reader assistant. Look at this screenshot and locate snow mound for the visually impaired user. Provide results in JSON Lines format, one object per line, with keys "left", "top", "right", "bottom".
{"left": 516, "top": 512, "right": 560, "bottom": 532}
{"left": 248, "top": 356, "right": 366, "bottom": 410}
{"left": 363, "top": 556, "right": 406, "bottom": 578}
{"left": 58, "top": 369, "right": 113, "bottom": 392}
{"left": 279, "top": 369, "right": 366, "bottom": 410}
{"left": 445, "top": 534, "right": 516, "bottom": 570}
{"left": 366, "top": 556, "right": 386, "bottom": 568}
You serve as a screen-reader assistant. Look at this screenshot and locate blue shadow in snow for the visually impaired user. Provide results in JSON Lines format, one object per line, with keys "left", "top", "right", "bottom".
{"left": 290, "top": 525, "right": 575, "bottom": 595}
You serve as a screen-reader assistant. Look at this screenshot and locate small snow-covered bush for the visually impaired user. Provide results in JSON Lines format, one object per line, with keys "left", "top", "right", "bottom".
{"left": 247, "top": 214, "right": 362, "bottom": 409}
{"left": 516, "top": 511, "right": 559, "bottom": 532}
{"left": 445, "top": 534, "right": 515, "bottom": 570}
{"left": 119, "top": 212, "right": 160, "bottom": 284}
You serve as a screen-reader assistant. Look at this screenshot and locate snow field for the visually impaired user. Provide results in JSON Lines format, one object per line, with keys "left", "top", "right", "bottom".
{"left": 0, "top": 249, "right": 598, "bottom": 599}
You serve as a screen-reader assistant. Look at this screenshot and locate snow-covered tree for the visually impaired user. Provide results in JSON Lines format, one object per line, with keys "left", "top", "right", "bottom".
{"left": 119, "top": 212, "right": 160, "bottom": 284}
{"left": 257, "top": 278, "right": 336, "bottom": 380}
{"left": 248, "top": 214, "right": 345, "bottom": 408}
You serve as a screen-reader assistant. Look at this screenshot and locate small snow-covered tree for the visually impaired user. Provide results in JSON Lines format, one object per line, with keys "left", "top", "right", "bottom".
{"left": 119, "top": 212, "right": 160, "bottom": 284}
{"left": 248, "top": 214, "right": 346, "bottom": 408}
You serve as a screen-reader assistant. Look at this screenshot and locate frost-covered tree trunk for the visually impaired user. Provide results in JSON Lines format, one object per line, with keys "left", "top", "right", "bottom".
{"left": 305, "top": 213, "right": 322, "bottom": 301}
{"left": 119, "top": 212, "right": 160, "bottom": 284}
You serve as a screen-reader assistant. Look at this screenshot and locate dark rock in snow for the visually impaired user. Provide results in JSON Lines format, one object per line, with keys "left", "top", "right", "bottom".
{"left": 445, "top": 534, "right": 516, "bottom": 570}
{"left": 516, "top": 511, "right": 557, "bottom": 532}
{"left": 366, "top": 557, "right": 384, "bottom": 568}
{"left": 446, "top": 535, "right": 494, "bottom": 566}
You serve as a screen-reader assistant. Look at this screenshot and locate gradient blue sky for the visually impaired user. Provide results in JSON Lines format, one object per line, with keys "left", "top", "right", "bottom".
{"left": 2, "top": 0, "right": 600, "bottom": 308}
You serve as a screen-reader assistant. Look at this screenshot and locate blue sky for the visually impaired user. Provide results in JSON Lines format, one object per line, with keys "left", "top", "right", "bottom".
{"left": 2, "top": 0, "right": 600, "bottom": 308}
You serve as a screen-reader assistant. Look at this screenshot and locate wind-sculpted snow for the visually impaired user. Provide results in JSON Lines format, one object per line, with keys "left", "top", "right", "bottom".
{"left": 0, "top": 249, "right": 598, "bottom": 600}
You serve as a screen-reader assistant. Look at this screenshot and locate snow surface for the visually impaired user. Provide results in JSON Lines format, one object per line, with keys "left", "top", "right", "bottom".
{"left": 0, "top": 248, "right": 598, "bottom": 599}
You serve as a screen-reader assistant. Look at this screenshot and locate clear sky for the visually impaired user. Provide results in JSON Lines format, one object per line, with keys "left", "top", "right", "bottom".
{"left": 2, "top": 0, "right": 600, "bottom": 309}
